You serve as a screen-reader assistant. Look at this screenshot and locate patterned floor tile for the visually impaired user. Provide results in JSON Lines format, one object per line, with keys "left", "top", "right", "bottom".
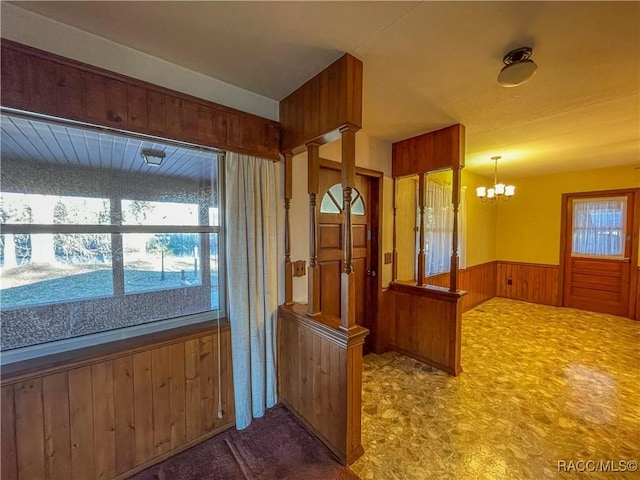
{"left": 351, "top": 298, "right": 640, "bottom": 480}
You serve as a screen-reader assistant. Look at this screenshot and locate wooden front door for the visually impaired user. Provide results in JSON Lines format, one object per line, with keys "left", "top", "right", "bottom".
{"left": 317, "top": 167, "right": 374, "bottom": 351}
{"left": 561, "top": 190, "right": 638, "bottom": 317}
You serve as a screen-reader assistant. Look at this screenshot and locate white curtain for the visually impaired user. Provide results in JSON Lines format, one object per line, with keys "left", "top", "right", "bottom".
{"left": 416, "top": 180, "right": 466, "bottom": 276}
{"left": 572, "top": 197, "right": 626, "bottom": 257}
{"left": 225, "top": 152, "right": 279, "bottom": 430}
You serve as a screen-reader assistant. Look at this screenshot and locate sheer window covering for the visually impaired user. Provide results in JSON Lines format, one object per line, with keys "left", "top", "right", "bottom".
{"left": 572, "top": 196, "right": 627, "bottom": 258}
{"left": 416, "top": 179, "right": 466, "bottom": 277}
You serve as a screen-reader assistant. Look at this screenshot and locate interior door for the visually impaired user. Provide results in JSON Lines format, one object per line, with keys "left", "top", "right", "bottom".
{"left": 317, "top": 167, "right": 373, "bottom": 351}
{"left": 562, "top": 191, "right": 636, "bottom": 317}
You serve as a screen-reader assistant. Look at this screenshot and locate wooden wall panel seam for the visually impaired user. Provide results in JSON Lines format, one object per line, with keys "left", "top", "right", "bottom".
{"left": 277, "top": 305, "right": 366, "bottom": 465}
{"left": 2, "top": 330, "right": 235, "bottom": 480}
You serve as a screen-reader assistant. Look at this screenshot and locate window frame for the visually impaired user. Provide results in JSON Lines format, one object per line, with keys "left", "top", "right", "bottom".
{"left": 570, "top": 196, "right": 628, "bottom": 260}
{"left": 0, "top": 110, "right": 227, "bottom": 362}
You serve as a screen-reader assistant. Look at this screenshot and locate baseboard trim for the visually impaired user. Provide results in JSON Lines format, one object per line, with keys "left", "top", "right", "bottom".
{"left": 113, "top": 422, "right": 235, "bottom": 480}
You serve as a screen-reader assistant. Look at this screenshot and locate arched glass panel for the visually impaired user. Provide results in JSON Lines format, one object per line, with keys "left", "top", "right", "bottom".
{"left": 320, "top": 192, "right": 340, "bottom": 214}
{"left": 352, "top": 196, "right": 365, "bottom": 215}
{"left": 320, "top": 183, "right": 366, "bottom": 215}
{"left": 329, "top": 184, "right": 344, "bottom": 208}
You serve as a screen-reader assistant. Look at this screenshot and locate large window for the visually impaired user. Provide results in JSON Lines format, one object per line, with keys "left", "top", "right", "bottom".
{"left": 0, "top": 112, "right": 224, "bottom": 358}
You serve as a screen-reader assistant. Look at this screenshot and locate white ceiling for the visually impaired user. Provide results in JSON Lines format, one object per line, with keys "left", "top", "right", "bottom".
{"left": 6, "top": 1, "right": 640, "bottom": 178}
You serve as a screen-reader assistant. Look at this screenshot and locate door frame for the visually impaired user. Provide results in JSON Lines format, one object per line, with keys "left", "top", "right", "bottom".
{"left": 558, "top": 187, "right": 640, "bottom": 319}
{"left": 319, "top": 158, "right": 384, "bottom": 348}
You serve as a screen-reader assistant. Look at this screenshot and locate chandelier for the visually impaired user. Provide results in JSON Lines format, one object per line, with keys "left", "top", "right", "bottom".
{"left": 476, "top": 156, "right": 515, "bottom": 201}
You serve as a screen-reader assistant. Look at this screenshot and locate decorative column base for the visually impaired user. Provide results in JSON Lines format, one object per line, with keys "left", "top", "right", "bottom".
{"left": 340, "top": 271, "right": 356, "bottom": 331}
{"left": 307, "top": 265, "right": 321, "bottom": 316}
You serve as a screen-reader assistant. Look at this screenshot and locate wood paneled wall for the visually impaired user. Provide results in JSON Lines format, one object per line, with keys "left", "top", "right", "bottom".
{"left": 392, "top": 124, "right": 465, "bottom": 177}
{"left": 1, "top": 39, "right": 280, "bottom": 159}
{"left": 1, "top": 326, "right": 234, "bottom": 480}
{"left": 426, "top": 261, "right": 558, "bottom": 308}
{"left": 279, "top": 54, "right": 363, "bottom": 154}
{"left": 496, "top": 261, "right": 559, "bottom": 306}
{"left": 278, "top": 304, "right": 367, "bottom": 465}
{"left": 388, "top": 282, "right": 464, "bottom": 376}
{"left": 637, "top": 267, "right": 640, "bottom": 320}
{"left": 388, "top": 260, "right": 557, "bottom": 316}
{"left": 425, "top": 261, "right": 497, "bottom": 312}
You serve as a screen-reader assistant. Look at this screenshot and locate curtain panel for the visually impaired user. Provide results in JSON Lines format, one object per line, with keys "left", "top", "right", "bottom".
{"left": 572, "top": 196, "right": 627, "bottom": 257}
{"left": 416, "top": 179, "right": 466, "bottom": 277}
{"left": 225, "top": 152, "right": 280, "bottom": 429}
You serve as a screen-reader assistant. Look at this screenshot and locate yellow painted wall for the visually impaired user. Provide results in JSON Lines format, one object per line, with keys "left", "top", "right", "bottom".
{"left": 496, "top": 165, "right": 640, "bottom": 265}
{"left": 463, "top": 170, "right": 497, "bottom": 267}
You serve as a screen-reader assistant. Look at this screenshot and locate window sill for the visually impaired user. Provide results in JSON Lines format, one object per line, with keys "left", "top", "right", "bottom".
{"left": 1, "top": 318, "right": 229, "bottom": 385}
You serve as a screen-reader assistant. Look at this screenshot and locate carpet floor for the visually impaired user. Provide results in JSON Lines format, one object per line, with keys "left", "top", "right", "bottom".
{"left": 130, "top": 404, "right": 359, "bottom": 480}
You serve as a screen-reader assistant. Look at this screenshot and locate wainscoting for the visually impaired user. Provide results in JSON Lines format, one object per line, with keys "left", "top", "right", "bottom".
{"left": 388, "top": 282, "right": 464, "bottom": 376}
{"left": 424, "top": 261, "right": 497, "bottom": 312}
{"left": 278, "top": 304, "right": 368, "bottom": 465}
{"left": 0, "top": 323, "right": 234, "bottom": 480}
{"left": 496, "top": 261, "right": 559, "bottom": 306}
{"left": 425, "top": 261, "right": 559, "bottom": 309}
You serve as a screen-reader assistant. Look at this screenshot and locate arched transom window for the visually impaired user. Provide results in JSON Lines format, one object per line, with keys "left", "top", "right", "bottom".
{"left": 320, "top": 183, "right": 366, "bottom": 215}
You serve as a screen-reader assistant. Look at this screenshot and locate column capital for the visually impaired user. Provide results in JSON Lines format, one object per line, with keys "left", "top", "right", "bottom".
{"left": 339, "top": 123, "right": 360, "bottom": 134}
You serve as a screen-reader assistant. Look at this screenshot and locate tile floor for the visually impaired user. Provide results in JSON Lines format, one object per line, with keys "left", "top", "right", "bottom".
{"left": 351, "top": 298, "right": 640, "bottom": 480}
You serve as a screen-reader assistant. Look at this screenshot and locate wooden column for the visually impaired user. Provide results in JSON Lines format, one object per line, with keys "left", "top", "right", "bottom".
{"left": 307, "top": 143, "right": 321, "bottom": 316}
{"left": 449, "top": 167, "right": 461, "bottom": 292}
{"left": 284, "top": 153, "right": 294, "bottom": 305}
{"left": 340, "top": 126, "right": 357, "bottom": 331}
{"left": 416, "top": 173, "right": 426, "bottom": 286}
{"left": 392, "top": 178, "right": 398, "bottom": 281}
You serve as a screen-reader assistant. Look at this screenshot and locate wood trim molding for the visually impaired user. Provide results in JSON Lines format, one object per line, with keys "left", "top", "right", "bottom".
{"left": 423, "top": 261, "right": 497, "bottom": 312}
{"left": 112, "top": 423, "right": 234, "bottom": 480}
{"left": 319, "top": 158, "right": 384, "bottom": 179}
{"left": 279, "top": 304, "right": 368, "bottom": 348}
{"left": 1, "top": 39, "right": 281, "bottom": 159}
{"left": 390, "top": 280, "right": 467, "bottom": 302}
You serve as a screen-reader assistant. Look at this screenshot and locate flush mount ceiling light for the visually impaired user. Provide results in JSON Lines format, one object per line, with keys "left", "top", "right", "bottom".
{"left": 141, "top": 148, "right": 166, "bottom": 167}
{"left": 476, "top": 156, "right": 515, "bottom": 202}
{"left": 497, "top": 47, "right": 538, "bottom": 87}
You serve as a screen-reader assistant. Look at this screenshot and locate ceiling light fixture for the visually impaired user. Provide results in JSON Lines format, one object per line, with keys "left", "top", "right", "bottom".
{"left": 497, "top": 47, "right": 537, "bottom": 87}
{"left": 476, "top": 156, "right": 515, "bottom": 202}
{"left": 141, "top": 148, "right": 166, "bottom": 167}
